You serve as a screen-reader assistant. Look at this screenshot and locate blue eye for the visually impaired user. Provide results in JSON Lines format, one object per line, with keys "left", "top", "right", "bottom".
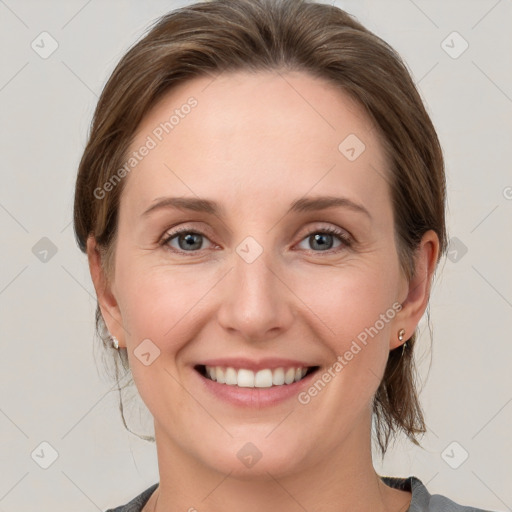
{"left": 162, "top": 230, "right": 213, "bottom": 252}
{"left": 297, "top": 227, "right": 352, "bottom": 252}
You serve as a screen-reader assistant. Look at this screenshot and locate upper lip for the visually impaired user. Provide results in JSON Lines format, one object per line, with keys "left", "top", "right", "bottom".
{"left": 195, "top": 358, "right": 318, "bottom": 372}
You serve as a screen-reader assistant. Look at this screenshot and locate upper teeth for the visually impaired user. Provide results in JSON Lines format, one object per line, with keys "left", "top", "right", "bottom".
{"left": 205, "top": 366, "right": 308, "bottom": 388}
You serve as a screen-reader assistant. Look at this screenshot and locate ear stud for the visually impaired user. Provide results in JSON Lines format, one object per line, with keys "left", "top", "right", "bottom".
{"left": 110, "top": 335, "right": 119, "bottom": 349}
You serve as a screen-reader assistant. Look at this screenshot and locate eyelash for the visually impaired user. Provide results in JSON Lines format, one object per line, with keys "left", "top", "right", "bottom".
{"left": 159, "top": 225, "right": 353, "bottom": 256}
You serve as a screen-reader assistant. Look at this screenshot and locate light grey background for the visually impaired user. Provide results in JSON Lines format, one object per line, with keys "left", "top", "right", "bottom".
{"left": 0, "top": 0, "right": 511, "bottom": 510}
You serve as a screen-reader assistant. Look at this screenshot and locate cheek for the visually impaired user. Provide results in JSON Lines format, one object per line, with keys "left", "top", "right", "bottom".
{"left": 114, "top": 263, "right": 201, "bottom": 417}
{"left": 290, "top": 260, "right": 400, "bottom": 398}
{"left": 292, "top": 261, "right": 400, "bottom": 342}
{"left": 115, "top": 253, "right": 215, "bottom": 346}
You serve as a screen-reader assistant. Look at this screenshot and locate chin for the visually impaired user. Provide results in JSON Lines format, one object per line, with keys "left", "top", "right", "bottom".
{"left": 197, "top": 431, "right": 309, "bottom": 480}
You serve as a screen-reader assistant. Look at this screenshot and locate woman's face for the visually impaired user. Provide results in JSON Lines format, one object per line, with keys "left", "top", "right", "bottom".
{"left": 94, "top": 70, "right": 422, "bottom": 477}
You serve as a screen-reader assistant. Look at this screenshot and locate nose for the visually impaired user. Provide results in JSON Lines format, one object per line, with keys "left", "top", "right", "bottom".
{"left": 216, "top": 245, "right": 295, "bottom": 343}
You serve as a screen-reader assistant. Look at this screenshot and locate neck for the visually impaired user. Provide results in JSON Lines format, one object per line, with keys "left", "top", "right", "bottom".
{"left": 149, "top": 413, "right": 411, "bottom": 512}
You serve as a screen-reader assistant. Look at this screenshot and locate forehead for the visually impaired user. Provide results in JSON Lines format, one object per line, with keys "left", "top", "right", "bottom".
{"left": 122, "top": 70, "right": 391, "bottom": 218}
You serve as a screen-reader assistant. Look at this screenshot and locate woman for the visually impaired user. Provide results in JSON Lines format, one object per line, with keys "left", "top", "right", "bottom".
{"left": 73, "top": 0, "right": 495, "bottom": 510}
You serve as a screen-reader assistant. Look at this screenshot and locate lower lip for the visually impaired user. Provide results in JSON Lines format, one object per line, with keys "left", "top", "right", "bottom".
{"left": 194, "top": 368, "right": 319, "bottom": 408}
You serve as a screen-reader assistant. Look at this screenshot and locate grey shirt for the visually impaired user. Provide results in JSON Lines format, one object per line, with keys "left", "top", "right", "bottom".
{"left": 104, "top": 476, "right": 496, "bottom": 511}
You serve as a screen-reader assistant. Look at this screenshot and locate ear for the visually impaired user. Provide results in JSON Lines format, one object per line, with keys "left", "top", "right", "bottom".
{"left": 390, "top": 230, "right": 440, "bottom": 350}
{"left": 86, "top": 236, "right": 126, "bottom": 348}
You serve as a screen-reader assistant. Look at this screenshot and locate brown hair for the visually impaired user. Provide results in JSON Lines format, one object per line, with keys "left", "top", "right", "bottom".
{"left": 73, "top": 0, "right": 447, "bottom": 457}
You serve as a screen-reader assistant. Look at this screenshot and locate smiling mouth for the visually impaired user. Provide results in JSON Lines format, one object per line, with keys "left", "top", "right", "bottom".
{"left": 194, "top": 365, "right": 320, "bottom": 388}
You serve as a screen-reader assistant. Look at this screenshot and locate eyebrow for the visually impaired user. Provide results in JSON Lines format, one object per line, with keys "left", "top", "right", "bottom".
{"left": 142, "top": 195, "right": 371, "bottom": 219}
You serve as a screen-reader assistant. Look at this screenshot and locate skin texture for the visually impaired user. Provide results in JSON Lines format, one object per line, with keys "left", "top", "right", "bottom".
{"left": 88, "top": 70, "right": 439, "bottom": 511}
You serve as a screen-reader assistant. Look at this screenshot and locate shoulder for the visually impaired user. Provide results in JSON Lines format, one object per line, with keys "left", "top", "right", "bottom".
{"left": 409, "top": 476, "right": 496, "bottom": 512}
{"left": 104, "top": 478, "right": 497, "bottom": 512}
{"left": 381, "top": 475, "right": 497, "bottom": 512}
{"left": 104, "top": 483, "right": 159, "bottom": 512}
